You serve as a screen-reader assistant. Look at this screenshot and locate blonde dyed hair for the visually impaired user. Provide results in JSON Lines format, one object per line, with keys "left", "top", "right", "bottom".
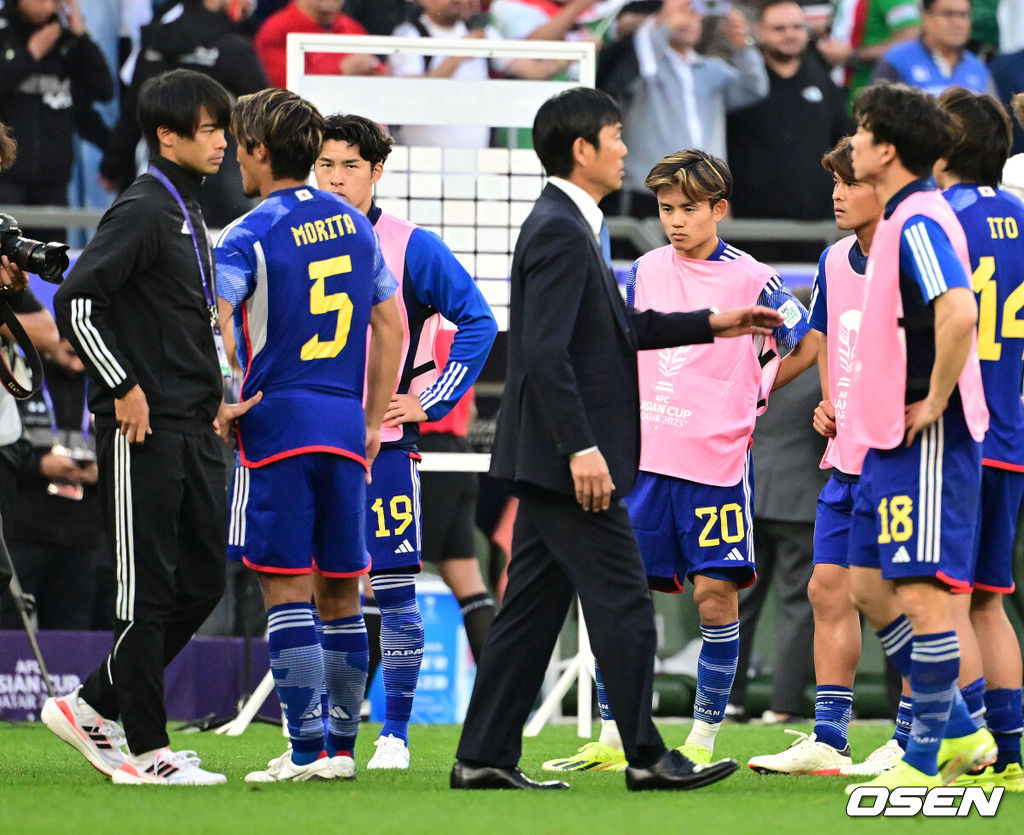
{"left": 643, "top": 149, "right": 732, "bottom": 204}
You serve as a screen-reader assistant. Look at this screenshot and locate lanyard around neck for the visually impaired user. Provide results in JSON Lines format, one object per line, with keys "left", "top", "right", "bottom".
{"left": 147, "top": 164, "right": 217, "bottom": 323}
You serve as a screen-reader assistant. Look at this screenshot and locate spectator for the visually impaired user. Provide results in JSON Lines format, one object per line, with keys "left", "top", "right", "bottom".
{"left": 990, "top": 47, "right": 1024, "bottom": 155}
{"left": 0, "top": 339, "right": 108, "bottom": 631}
{"left": 727, "top": 0, "right": 853, "bottom": 263}
{"left": 816, "top": 0, "right": 920, "bottom": 108}
{"left": 0, "top": 0, "right": 113, "bottom": 242}
{"left": 255, "top": 0, "right": 381, "bottom": 90}
{"left": 873, "top": 0, "right": 996, "bottom": 96}
{"left": 597, "top": 0, "right": 768, "bottom": 218}
{"left": 390, "top": 0, "right": 564, "bottom": 149}
{"left": 101, "top": 0, "right": 270, "bottom": 228}
{"left": 489, "top": 0, "right": 598, "bottom": 41}
{"left": 343, "top": 0, "right": 411, "bottom": 35}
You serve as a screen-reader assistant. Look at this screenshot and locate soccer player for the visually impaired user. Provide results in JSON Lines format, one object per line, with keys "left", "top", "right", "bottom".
{"left": 543, "top": 149, "right": 816, "bottom": 773}
{"left": 747, "top": 138, "right": 911, "bottom": 776}
{"left": 313, "top": 114, "right": 497, "bottom": 770}
{"left": 215, "top": 89, "right": 404, "bottom": 782}
{"left": 842, "top": 81, "right": 994, "bottom": 793}
{"left": 934, "top": 87, "right": 1024, "bottom": 792}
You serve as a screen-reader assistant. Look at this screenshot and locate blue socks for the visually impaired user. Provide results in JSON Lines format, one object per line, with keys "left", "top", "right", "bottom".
{"left": 903, "top": 631, "right": 960, "bottom": 776}
{"left": 961, "top": 676, "right": 986, "bottom": 726}
{"left": 267, "top": 602, "right": 324, "bottom": 764}
{"left": 984, "top": 688, "right": 1023, "bottom": 769}
{"left": 693, "top": 621, "right": 740, "bottom": 726}
{"left": 813, "top": 686, "right": 854, "bottom": 751}
{"left": 594, "top": 662, "right": 615, "bottom": 723}
{"left": 877, "top": 615, "right": 914, "bottom": 677}
{"left": 322, "top": 614, "right": 368, "bottom": 757}
{"left": 372, "top": 573, "right": 423, "bottom": 744}
{"left": 893, "top": 696, "right": 913, "bottom": 749}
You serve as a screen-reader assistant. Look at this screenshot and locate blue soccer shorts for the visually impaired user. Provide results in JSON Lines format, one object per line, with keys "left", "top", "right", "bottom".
{"left": 365, "top": 447, "right": 422, "bottom": 574}
{"left": 626, "top": 459, "right": 756, "bottom": 593}
{"left": 241, "top": 452, "right": 369, "bottom": 577}
{"left": 973, "top": 466, "right": 1024, "bottom": 593}
{"left": 847, "top": 410, "right": 981, "bottom": 591}
{"left": 227, "top": 460, "right": 246, "bottom": 564}
{"left": 813, "top": 474, "right": 858, "bottom": 567}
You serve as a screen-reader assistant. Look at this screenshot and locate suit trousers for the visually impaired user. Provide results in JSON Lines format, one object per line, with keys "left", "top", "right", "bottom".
{"left": 456, "top": 492, "right": 666, "bottom": 768}
{"left": 80, "top": 426, "right": 227, "bottom": 755}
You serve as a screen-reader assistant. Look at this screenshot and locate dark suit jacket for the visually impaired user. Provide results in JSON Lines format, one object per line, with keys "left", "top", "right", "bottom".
{"left": 491, "top": 183, "right": 715, "bottom": 498}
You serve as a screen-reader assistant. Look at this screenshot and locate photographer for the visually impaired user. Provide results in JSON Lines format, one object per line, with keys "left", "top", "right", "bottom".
{"left": 0, "top": 0, "right": 113, "bottom": 241}
{"left": 0, "top": 338, "right": 107, "bottom": 631}
{"left": 0, "top": 120, "right": 43, "bottom": 596}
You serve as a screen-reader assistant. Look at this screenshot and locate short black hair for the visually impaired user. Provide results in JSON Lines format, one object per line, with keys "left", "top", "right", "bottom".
{"left": 322, "top": 114, "right": 394, "bottom": 167}
{"left": 938, "top": 88, "right": 1012, "bottom": 187}
{"left": 853, "top": 82, "right": 954, "bottom": 178}
{"left": 138, "top": 69, "right": 232, "bottom": 156}
{"left": 532, "top": 87, "right": 621, "bottom": 178}
{"left": 231, "top": 88, "right": 325, "bottom": 181}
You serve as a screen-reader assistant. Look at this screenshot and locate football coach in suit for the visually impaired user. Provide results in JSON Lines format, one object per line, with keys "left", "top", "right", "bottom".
{"left": 452, "top": 87, "right": 784, "bottom": 791}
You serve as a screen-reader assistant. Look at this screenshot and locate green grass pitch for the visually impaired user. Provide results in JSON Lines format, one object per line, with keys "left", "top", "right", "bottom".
{"left": 1, "top": 719, "right": 1019, "bottom": 833}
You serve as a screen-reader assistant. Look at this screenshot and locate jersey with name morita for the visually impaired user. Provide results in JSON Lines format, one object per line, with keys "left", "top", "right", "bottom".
{"left": 216, "top": 186, "right": 397, "bottom": 468}
{"left": 944, "top": 183, "right": 1024, "bottom": 470}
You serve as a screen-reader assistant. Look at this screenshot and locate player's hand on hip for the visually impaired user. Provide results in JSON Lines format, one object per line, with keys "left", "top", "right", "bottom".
{"left": 384, "top": 393, "right": 428, "bottom": 427}
{"left": 364, "top": 426, "right": 381, "bottom": 484}
{"left": 710, "top": 305, "right": 783, "bottom": 338}
{"left": 813, "top": 399, "right": 837, "bottom": 437}
{"left": 569, "top": 448, "right": 615, "bottom": 512}
{"left": 904, "top": 396, "right": 945, "bottom": 447}
{"left": 115, "top": 385, "right": 152, "bottom": 444}
{"left": 213, "top": 390, "right": 263, "bottom": 447}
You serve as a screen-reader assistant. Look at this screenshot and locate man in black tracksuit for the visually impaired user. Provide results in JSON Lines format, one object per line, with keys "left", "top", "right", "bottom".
{"left": 45, "top": 70, "right": 247, "bottom": 786}
{"left": 101, "top": 0, "right": 269, "bottom": 228}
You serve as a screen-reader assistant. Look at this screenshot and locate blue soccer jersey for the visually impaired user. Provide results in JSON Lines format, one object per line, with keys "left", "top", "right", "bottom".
{"left": 216, "top": 187, "right": 397, "bottom": 467}
{"left": 944, "top": 183, "right": 1024, "bottom": 470}
{"left": 880, "top": 180, "right": 973, "bottom": 403}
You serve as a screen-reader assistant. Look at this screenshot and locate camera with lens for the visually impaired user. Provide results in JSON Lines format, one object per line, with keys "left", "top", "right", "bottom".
{"left": 0, "top": 213, "right": 69, "bottom": 284}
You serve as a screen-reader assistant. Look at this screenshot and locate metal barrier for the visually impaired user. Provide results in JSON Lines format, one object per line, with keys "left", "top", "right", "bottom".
{"left": 8, "top": 205, "right": 844, "bottom": 249}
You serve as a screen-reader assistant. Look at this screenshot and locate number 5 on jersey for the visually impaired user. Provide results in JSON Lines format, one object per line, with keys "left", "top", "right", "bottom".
{"left": 301, "top": 255, "right": 353, "bottom": 360}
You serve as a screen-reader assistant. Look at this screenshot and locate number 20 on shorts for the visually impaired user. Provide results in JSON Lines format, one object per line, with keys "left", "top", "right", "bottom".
{"left": 695, "top": 504, "right": 745, "bottom": 547}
